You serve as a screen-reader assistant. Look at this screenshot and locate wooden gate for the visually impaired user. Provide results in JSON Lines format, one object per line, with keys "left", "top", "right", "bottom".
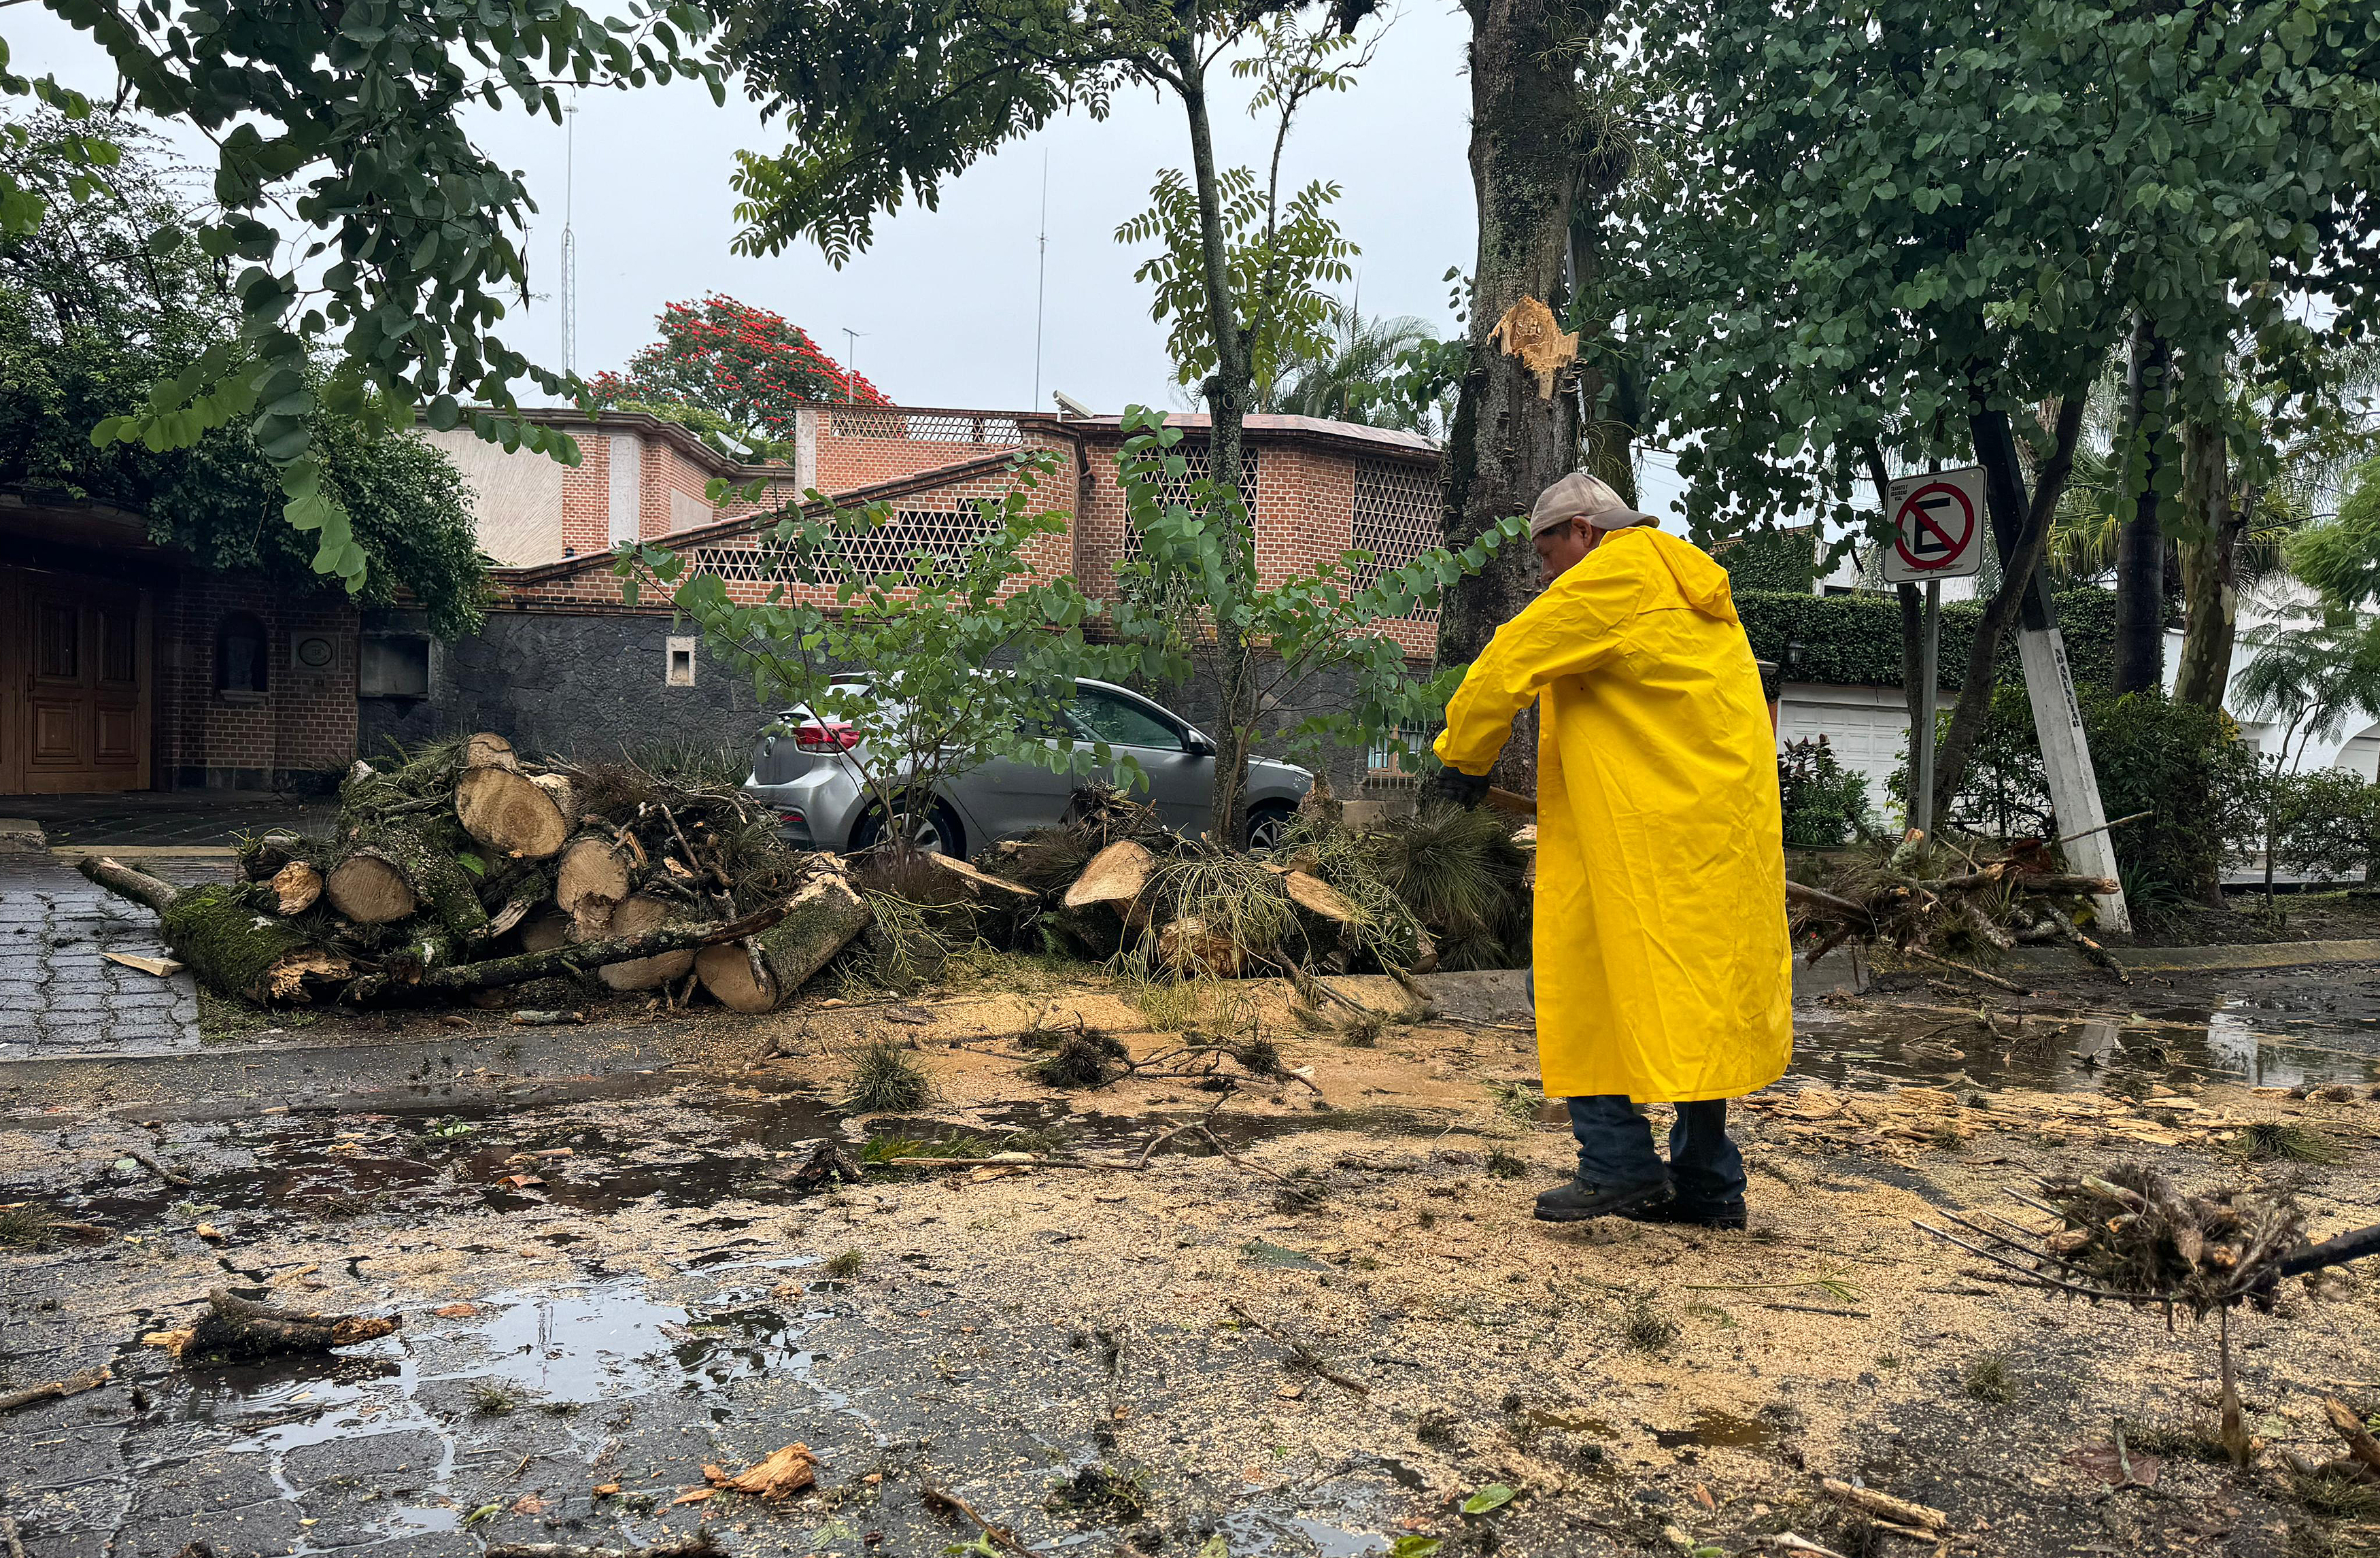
{"left": 0, "top": 564, "right": 152, "bottom": 794}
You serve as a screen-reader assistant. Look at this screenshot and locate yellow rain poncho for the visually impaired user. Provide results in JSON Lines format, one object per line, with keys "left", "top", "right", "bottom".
{"left": 1433, "top": 525, "right": 1791, "bottom": 1103}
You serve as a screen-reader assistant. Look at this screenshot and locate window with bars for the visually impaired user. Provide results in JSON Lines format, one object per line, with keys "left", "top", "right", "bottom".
{"left": 1351, "top": 456, "right": 1446, "bottom": 622}
{"left": 828, "top": 408, "right": 1023, "bottom": 445}
{"left": 1120, "top": 444, "right": 1261, "bottom": 562}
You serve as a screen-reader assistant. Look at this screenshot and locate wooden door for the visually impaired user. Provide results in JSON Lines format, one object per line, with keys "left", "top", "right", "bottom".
{"left": 1, "top": 566, "right": 151, "bottom": 793}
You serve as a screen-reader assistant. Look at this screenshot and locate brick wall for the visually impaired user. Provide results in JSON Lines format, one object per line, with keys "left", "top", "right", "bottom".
{"left": 812, "top": 405, "right": 1025, "bottom": 493}
{"left": 158, "top": 575, "right": 357, "bottom": 791}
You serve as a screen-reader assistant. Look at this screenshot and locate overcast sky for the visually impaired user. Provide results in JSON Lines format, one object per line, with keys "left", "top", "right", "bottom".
{"left": 13, "top": 3, "right": 1699, "bottom": 517}
{"left": 12, "top": 7, "right": 1471, "bottom": 405}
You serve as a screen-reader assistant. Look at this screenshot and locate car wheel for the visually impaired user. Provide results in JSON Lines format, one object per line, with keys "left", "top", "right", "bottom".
{"left": 1245, "top": 802, "right": 1295, "bottom": 851}
{"left": 853, "top": 798, "right": 964, "bottom": 858}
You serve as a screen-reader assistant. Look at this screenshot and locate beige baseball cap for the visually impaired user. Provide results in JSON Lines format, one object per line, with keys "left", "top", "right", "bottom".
{"left": 1530, "top": 472, "right": 1659, "bottom": 537}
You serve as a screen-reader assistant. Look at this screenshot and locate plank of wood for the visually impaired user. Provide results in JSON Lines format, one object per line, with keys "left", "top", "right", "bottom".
{"left": 101, "top": 951, "right": 184, "bottom": 978}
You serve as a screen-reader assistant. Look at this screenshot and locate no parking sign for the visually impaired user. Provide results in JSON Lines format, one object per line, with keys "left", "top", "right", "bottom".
{"left": 1882, "top": 467, "right": 1987, "bottom": 582}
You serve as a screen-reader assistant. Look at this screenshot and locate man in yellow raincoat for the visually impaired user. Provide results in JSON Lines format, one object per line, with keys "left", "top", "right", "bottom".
{"left": 1432, "top": 473, "right": 1791, "bottom": 1228}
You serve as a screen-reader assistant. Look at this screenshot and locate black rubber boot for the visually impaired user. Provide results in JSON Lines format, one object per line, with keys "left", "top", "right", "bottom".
{"left": 1531, "top": 1176, "right": 1672, "bottom": 1223}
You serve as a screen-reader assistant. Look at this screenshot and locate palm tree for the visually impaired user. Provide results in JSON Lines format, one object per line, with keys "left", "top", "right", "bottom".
{"left": 1263, "top": 308, "right": 1449, "bottom": 434}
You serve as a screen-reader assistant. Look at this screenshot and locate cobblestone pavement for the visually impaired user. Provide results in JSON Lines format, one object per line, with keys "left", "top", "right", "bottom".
{"left": 0, "top": 856, "right": 231, "bottom": 1059}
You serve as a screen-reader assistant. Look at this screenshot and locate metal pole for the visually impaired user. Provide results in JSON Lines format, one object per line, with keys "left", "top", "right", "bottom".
{"left": 1914, "top": 577, "right": 1940, "bottom": 839}
{"left": 1033, "top": 148, "right": 1049, "bottom": 411}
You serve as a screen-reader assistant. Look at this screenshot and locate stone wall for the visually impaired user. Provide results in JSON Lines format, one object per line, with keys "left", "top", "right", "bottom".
{"left": 362, "top": 607, "right": 1372, "bottom": 797}
{"left": 358, "top": 608, "right": 768, "bottom": 764}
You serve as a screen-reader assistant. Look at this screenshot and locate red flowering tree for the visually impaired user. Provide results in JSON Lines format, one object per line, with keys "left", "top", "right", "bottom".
{"left": 587, "top": 294, "right": 887, "bottom": 451}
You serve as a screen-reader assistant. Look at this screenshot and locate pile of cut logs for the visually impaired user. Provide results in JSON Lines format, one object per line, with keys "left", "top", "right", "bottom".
{"left": 80, "top": 733, "right": 871, "bottom": 1012}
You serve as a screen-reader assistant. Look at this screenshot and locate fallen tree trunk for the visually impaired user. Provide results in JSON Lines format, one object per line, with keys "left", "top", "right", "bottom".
{"left": 598, "top": 893, "right": 696, "bottom": 991}
{"left": 270, "top": 861, "right": 323, "bottom": 915}
{"left": 77, "top": 858, "right": 351, "bottom": 1003}
{"left": 348, "top": 895, "right": 803, "bottom": 1002}
{"left": 694, "top": 867, "right": 872, "bottom": 1011}
{"left": 323, "top": 848, "right": 418, "bottom": 924}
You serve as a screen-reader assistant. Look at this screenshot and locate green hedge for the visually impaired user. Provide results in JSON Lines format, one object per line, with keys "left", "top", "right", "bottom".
{"left": 1737, "top": 587, "right": 2118, "bottom": 692}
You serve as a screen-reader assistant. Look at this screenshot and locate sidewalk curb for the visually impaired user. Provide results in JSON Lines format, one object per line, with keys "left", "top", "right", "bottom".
{"left": 45, "top": 845, "right": 238, "bottom": 860}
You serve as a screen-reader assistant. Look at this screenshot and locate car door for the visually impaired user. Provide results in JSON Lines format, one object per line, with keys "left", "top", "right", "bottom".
{"left": 947, "top": 708, "right": 1086, "bottom": 842}
{"left": 1070, "top": 684, "right": 1213, "bottom": 834}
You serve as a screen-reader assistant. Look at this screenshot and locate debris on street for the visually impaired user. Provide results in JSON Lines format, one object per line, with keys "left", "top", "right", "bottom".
{"left": 73, "top": 734, "right": 873, "bottom": 1012}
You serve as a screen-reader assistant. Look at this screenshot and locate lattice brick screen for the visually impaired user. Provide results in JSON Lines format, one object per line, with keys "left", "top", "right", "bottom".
{"left": 1120, "top": 445, "right": 1261, "bottom": 562}
{"left": 1352, "top": 456, "right": 1446, "bottom": 623}
{"left": 687, "top": 508, "right": 998, "bottom": 590}
{"left": 828, "top": 408, "right": 1023, "bottom": 445}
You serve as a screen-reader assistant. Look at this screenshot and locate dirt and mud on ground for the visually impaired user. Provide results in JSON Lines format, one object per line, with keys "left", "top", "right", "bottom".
{"left": 5, "top": 955, "right": 2380, "bottom": 1558}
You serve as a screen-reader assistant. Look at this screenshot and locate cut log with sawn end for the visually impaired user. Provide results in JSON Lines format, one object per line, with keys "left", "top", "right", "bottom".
{"left": 455, "top": 764, "right": 570, "bottom": 860}
{"left": 694, "top": 863, "right": 874, "bottom": 1011}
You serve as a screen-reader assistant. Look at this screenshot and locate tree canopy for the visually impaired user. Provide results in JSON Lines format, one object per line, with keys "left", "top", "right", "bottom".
{"left": 1, "top": 116, "right": 488, "bottom": 636}
{"left": 4, "top": 0, "right": 720, "bottom": 591}
{"left": 587, "top": 293, "right": 887, "bottom": 458}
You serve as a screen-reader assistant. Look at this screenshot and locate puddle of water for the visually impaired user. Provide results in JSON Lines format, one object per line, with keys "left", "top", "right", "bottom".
{"left": 1789, "top": 999, "right": 2380, "bottom": 1096}
{"left": 1651, "top": 1410, "right": 1774, "bottom": 1452}
{"left": 112, "top": 1267, "right": 834, "bottom": 1552}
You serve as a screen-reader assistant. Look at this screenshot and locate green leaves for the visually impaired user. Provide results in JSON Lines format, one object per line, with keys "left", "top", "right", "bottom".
{"left": 1117, "top": 166, "right": 1357, "bottom": 394}
{"left": 1460, "top": 1484, "right": 1516, "bottom": 1516}
{"left": 19, "top": 0, "right": 722, "bottom": 594}
{"left": 1617, "top": 0, "right": 2380, "bottom": 544}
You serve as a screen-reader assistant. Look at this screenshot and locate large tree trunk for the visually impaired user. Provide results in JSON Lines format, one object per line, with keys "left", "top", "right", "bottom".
{"left": 75, "top": 857, "right": 352, "bottom": 1003}
{"left": 2113, "top": 315, "right": 2171, "bottom": 695}
{"left": 1434, "top": 0, "right": 1584, "bottom": 797}
{"left": 2175, "top": 416, "right": 2247, "bottom": 711}
{"left": 1172, "top": 37, "right": 1261, "bottom": 847}
{"left": 1931, "top": 396, "right": 2089, "bottom": 817}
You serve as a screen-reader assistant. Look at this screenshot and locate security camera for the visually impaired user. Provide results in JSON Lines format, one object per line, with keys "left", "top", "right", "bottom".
{"left": 1053, "top": 391, "right": 1093, "bottom": 418}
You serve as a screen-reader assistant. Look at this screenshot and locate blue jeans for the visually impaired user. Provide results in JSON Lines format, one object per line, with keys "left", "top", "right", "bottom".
{"left": 1565, "top": 1095, "right": 1746, "bottom": 1209}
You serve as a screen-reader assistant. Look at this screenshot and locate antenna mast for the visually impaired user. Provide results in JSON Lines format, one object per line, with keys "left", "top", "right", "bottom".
{"left": 841, "top": 328, "right": 867, "bottom": 403}
{"left": 560, "top": 97, "right": 579, "bottom": 376}
{"left": 1033, "top": 148, "right": 1050, "bottom": 410}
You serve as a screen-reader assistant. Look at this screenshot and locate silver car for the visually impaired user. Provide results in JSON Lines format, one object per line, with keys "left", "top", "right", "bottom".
{"left": 744, "top": 677, "right": 1314, "bottom": 855}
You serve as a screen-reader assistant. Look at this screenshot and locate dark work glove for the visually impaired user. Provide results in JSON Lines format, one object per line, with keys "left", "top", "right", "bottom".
{"left": 1429, "top": 767, "right": 1492, "bottom": 811}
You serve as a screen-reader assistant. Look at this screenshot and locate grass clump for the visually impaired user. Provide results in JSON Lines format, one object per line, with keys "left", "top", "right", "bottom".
{"left": 1483, "top": 1148, "right": 1528, "bottom": 1180}
{"left": 1962, "top": 1353, "right": 2017, "bottom": 1403}
{"left": 2291, "top": 1467, "right": 2380, "bottom": 1522}
{"left": 822, "top": 1249, "right": 866, "bottom": 1278}
{"left": 1025, "top": 1029, "right": 1128, "bottom": 1087}
{"left": 0, "top": 1204, "right": 58, "bottom": 1247}
{"left": 840, "top": 1039, "right": 930, "bottom": 1113}
{"left": 468, "top": 1383, "right": 526, "bottom": 1416}
{"left": 1045, "top": 1463, "right": 1153, "bottom": 1524}
{"left": 1620, "top": 1294, "right": 1680, "bottom": 1353}
{"left": 1488, "top": 1080, "right": 1543, "bottom": 1124}
{"left": 1338, "top": 1010, "right": 1384, "bottom": 1047}
{"left": 2226, "top": 1119, "right": 2345, "bottom": 1165}
{"left": 2118, "top": 1419, "right": 2230, "bottom": 1464}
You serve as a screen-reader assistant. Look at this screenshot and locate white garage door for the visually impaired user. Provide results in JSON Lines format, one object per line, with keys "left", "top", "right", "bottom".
{"left": 1775, "top": 688, "right": 1910, "bottom": 824}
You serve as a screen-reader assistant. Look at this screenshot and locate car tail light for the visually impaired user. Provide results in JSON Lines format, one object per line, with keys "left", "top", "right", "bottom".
{"left": 775, "top": 808, "right": 805, "bottom": 826}
{"left": 793, "top": 722, "right": 860, "bottom": 752}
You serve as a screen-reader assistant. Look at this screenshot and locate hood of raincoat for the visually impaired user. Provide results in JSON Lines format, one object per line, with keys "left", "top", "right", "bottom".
{"left": 1605, "top": 526, "right": 1740, "bottom": 626}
